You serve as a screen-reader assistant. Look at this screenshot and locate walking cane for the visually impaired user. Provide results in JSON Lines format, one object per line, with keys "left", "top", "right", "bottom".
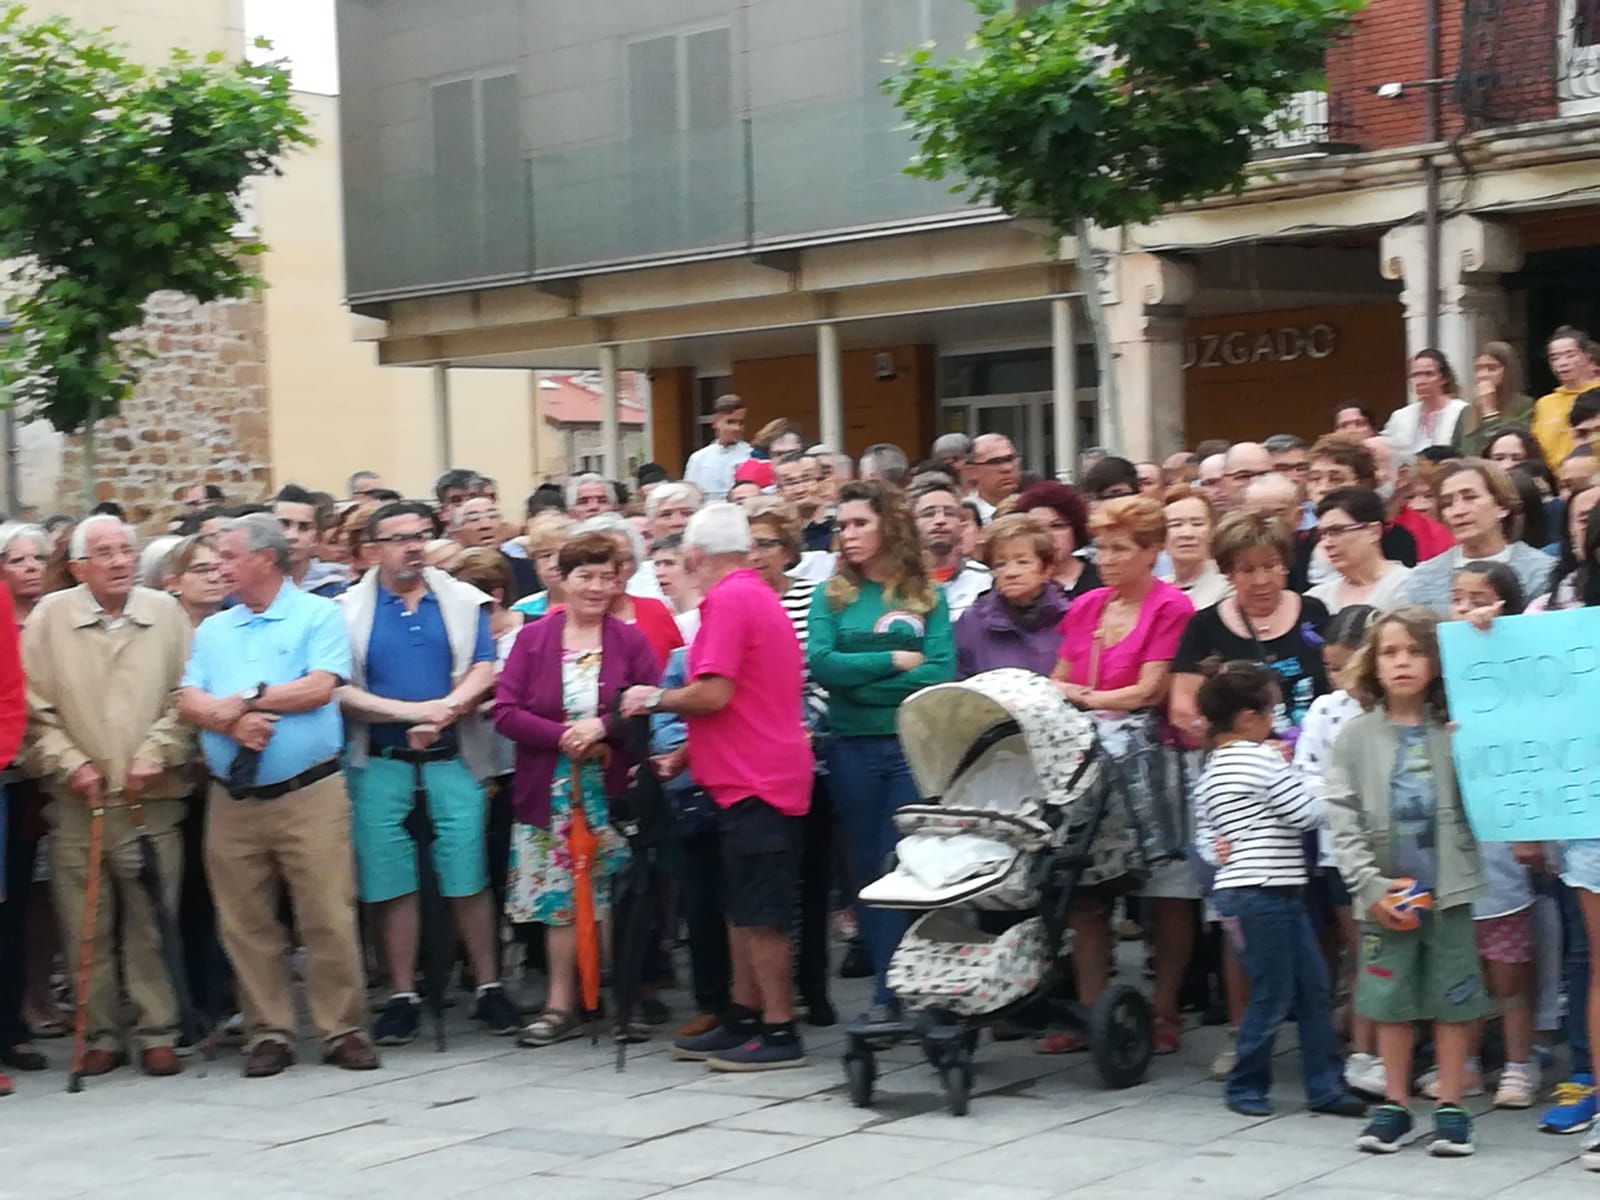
{"left": 67, "top": 798, "right": 106, "bottom": 1094}
{"left": 608, "top": 710, "right": 668, "bottom": 1073}
{"left": 401, "top": 746, "right": 449, "bottom": 1052}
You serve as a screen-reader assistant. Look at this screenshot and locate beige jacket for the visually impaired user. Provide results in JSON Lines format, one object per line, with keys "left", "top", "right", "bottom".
{"left": 22, "top": 585, "right": 194, "bottom": 803}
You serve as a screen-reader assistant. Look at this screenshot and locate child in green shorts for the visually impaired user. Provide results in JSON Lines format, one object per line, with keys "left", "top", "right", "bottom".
{"left": 1325, "top": 607, "right": 1489, "bottom": 1157}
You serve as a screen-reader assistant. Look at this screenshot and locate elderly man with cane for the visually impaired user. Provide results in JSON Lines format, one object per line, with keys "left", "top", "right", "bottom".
{"left": 178, "top": 514, "right": 376, "bottom": 1077}
{"left": 22, "top": 514, "right": 193, "bottom": 1080}
{"left": 623, "top": 502, "right": 814, "bottom": 1071}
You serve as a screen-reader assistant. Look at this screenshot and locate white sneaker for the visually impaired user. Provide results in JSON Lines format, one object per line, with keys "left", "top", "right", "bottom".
{"left": 1210, "top": 1029, "right": 1237, "bottom": 1081}
{"left": 1495, "top": 1062, "right": 1539, "bottom": 1109}
{"left": 1345, "top": 1052, "right": 1387, "bottom": 1097}
{"left": 1582, "top": 1121, "right": 1600, "bottom": 1171}
{"left": 1419, "top": 1063, "right": 1484, "bottom": 1100}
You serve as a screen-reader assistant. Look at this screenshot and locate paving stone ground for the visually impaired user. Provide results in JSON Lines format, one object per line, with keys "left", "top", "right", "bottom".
{"left": 2, "top": 957, "right": 1596, "bottom": 1199}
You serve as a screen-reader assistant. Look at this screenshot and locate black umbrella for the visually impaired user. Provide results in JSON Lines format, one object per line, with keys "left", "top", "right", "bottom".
{"left": 607, "top": 708, "right": 670, "bottom": 1072}
{"left": 126, "top": 800, "right": 207, "bottom": 1062}
{"left": 401, "top": 749, "right": 451, "bottom": 1051}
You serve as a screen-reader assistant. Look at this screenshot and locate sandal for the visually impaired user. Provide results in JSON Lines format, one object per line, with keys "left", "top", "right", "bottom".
{"left": 1034, "top": 1031, "right": 1088, "bottom": 1055}
{"left": 26, "top": 1018, "right": 68, "bottom": 1040}
{"left": 1153, "top": 1017, "right": 1183, "bottom": 1056}
{"left": 518, "top": 1009, "right": 582, "bottom": 1048}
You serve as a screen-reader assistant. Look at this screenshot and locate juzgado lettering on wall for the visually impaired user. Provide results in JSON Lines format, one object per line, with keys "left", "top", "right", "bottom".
{"left": 1181, "top": 324, "right": 1338, "bottom": 370}
{"left": 1439, "top": 609, "right": 1600, "bottom": 842}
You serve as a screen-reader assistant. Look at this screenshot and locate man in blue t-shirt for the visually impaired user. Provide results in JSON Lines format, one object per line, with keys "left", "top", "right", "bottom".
{"left": 336, "top": 501, "right": 513, "bottom": 1044}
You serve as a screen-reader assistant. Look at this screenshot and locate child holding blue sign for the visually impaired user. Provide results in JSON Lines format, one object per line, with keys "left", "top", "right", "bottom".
{"left": 1326, "top": 606, "right": 1490, "bottom": 1157}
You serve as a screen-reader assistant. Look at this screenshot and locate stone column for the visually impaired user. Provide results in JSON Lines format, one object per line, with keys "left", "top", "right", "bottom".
{"left": 1380, "top": 216, "right": 1523, "bottom": 383}
{"left": 1105, "top": 252, "right": 1197, "bottom": 462}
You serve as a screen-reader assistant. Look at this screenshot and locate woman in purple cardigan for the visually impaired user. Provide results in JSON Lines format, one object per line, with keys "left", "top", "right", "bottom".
{"left": 954, "top": 515, "right": 1072, "bottom": 678}
{"left": 493, "top": 533, "right": 659, "bottom": 1048}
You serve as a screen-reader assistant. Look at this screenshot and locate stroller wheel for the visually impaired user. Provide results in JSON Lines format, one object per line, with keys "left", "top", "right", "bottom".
{"left": 844, "top": 1050, "right": 877, "bottom": 1108}
{"left": 940, "top": 1062, "right": 972, "bottom": 1117}
{"left": 1088, "top": 983, "right": 1153, "bottom": 1089}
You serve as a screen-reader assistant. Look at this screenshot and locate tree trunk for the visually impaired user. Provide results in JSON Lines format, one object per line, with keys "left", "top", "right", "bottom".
{"left": 81, "top": 398, "right": 97, "bottom": 511}
{"left": 1074, "top": 217, "right": 1120, "bottom": 459}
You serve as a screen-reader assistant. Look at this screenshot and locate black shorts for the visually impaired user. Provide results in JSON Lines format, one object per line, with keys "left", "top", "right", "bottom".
{"left": 719, "top": 796, "right": 798, "bottom": 930}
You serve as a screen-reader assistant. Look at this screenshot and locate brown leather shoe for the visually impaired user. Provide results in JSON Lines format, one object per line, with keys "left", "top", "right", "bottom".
{"left": 675, "top": 1012, "right": 721, "bottom": 1040}
{"left": 79, "top": 1049, "right": 127, "bottom": 1077}
{"left": 242, "top": 1039, "right": 295, "bottom": 1078}
{"left": 141, "top": 1046, "right": 183, "bottom": 1077}
{"left": 321, "top": 1033, "right": 379, "bottom": 1071}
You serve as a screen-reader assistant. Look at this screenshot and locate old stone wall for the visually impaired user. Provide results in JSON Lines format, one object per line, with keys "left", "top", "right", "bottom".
{"left": 51, "top": 289, "right": 272, "bottom": 528}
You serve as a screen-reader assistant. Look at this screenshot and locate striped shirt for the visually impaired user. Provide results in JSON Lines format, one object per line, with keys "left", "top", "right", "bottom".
{"left": 1193, "top": 741, "right": 1323, "bottom": 890}
{"left": 779, "top": 578, "right": 829, "bottom": 730}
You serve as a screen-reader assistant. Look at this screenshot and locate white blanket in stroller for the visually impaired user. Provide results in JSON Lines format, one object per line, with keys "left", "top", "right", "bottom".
{"left": 895, "top": 833, "right": 1015, "bottom": 890}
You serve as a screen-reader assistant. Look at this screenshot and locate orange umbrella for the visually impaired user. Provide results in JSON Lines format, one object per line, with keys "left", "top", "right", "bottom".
{"left": 568, "top": 745, "right": 612, "bottom": 1021}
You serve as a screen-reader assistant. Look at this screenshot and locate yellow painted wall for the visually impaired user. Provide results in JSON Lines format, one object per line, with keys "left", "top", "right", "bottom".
{"left": 37, "top": 0, "right": 243, "bottom": 60}
{"left": 257, "top": 91, "right": 537, "bottom": 499}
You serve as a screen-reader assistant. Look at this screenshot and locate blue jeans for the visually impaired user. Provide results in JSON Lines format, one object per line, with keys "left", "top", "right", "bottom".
{"left": 829, "top": 736, "right": 919, "bottom": 1008}
{"left": 1212, "top": 885, "right": 1346, "bottom": 1109}
{"left": 1561, "top": 881, "right": 1593, "bottom": 1075}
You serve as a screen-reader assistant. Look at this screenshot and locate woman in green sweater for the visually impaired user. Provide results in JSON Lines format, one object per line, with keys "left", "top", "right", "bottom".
{"left": 808, "top": 480, "right": 955, "bottom": 1021}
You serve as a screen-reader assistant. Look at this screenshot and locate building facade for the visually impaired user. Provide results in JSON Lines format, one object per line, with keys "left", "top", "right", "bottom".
{"left": 335, "top": 0, "right": 1600, "bottom": 478}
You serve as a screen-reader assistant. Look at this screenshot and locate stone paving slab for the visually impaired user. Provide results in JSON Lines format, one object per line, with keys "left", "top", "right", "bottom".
{"left": 5, "top": 969, "right": 1600, "bottom": 1199}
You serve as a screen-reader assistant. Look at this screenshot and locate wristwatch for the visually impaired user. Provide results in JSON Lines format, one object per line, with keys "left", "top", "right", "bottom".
{"left": 241, "top": 682, "right": 266, "bottom": 709}
{"left": 644, "top": 688, "right": 665, "bottom": 713}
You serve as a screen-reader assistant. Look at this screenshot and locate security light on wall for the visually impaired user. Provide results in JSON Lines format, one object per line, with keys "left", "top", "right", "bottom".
{"left": 874, "top": 352, "right": 898, "bottom": 381}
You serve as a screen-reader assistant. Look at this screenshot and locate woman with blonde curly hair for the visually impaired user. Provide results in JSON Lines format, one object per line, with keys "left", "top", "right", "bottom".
{"left": 807, "top": 480, "right": 955, "bottom": 1022}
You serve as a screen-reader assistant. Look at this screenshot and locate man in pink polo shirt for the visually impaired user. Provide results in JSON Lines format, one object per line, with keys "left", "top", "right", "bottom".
{"left": 622, "top": 502, "right": 813, "bottom": 1070}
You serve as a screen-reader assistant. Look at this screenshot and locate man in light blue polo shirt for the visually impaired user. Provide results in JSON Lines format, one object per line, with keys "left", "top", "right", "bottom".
{"left": 177, "top": 514, "right": 375, "bottom": 1079}
{"left": 335, "top": 501, "right": 510, "bottom": 1045}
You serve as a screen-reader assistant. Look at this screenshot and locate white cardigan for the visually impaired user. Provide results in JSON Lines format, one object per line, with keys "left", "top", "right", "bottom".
{"left": 337, "top": 566, "right": 492, "bottom": 776}
{"left": 1380, "top": 398, "right": 1468, "bottom": 454}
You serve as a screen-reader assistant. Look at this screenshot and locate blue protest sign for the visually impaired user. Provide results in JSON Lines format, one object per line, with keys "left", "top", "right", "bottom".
{"left": 1439, "top": 608, "right": 1600, "bottom": 842}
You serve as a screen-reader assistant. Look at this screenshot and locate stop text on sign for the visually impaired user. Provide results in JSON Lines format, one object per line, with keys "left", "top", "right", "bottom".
{"left": 1182, "top": 325, "right": 1338, "bottom": 370}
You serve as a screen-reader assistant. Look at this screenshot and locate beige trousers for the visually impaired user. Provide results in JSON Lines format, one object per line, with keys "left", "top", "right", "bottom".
{"left": 204, "top": 773, "right": 368, "bottom": 1050}
{"left": 49, "top": 797, "right": 185, "bottom": 1054}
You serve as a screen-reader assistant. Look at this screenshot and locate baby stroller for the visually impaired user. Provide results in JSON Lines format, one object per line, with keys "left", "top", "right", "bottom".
{"left": 843, "top": 669, "right": 1154, "bottom": 1116}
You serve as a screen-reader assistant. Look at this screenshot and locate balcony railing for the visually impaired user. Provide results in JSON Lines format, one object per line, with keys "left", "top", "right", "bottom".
{"left": 1253, "top": 89, "right": 1334, "bottom": 158}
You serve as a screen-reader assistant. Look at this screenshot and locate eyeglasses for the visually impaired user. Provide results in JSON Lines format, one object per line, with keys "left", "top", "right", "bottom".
{"left": 85, "top": 549, "right": 135, "bottom": 565}
{"left": 752, "top": 537, "right": 784, "bottom": 550}
{"left": 373, "top": 531, "right": 430, "bottom": 545}
{"left": 972, "top": 454, "right": 1018, "bottom": 468}
{"left": 778, "top": 475, "right": 820, "bottom": 490}
{"left": 1096, "top": 485, "right": 1136, "bottom": 500}
{"left": 1319, "top": 522, "right": 1371, "bottom": 539}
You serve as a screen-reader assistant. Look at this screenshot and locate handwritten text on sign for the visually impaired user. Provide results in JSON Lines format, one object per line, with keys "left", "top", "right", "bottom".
{"left": 1439, "top": 608, "right": 1600, "bottom": 842}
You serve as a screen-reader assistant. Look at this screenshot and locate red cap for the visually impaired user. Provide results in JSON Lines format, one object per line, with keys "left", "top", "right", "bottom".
{"left": 734, "top": 458, "right": 774, "bottom": 488}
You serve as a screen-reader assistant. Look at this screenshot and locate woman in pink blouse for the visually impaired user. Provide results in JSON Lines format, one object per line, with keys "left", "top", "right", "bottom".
{"left": 1046, "top": 496, "right": 1195, "bottom": 1055}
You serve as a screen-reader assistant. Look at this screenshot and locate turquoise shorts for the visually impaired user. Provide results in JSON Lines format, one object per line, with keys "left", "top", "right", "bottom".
{"left": 351, "top": 756, "right": 487, "bottom": 903}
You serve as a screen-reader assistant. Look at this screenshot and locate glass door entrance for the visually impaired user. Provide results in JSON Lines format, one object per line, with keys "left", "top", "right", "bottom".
{"left": 941, "top": 391, "right": 1097, "bottom": 481}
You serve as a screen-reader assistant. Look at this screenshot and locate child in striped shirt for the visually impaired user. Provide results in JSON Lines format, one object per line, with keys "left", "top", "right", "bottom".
{"left": 1195, "top": 661, "right": 1366, "bottom": 1120}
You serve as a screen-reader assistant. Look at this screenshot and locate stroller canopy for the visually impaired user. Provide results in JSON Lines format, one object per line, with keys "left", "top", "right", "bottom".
{"left": 896, "top": 669, "right": 1096, "bottom": 818}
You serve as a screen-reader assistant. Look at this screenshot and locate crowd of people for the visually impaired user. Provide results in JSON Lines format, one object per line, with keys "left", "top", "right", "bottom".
{"left": 2, "top": 327, "right": 1600, "bottom": 1163}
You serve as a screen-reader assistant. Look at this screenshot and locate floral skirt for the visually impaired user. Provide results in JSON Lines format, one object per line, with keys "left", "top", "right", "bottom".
{"left": 506, "top": 759, "right": 628, "bottom": 927}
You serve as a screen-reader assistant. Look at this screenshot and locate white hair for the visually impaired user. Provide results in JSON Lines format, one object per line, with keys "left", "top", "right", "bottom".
{"left": 565, "top": 473, "right": 619, "bottom": 510}
{"left": 68, "top": 514, "right": 137, "bottom": 561}
{"left": 1245, "top": 472, "right": 1299, "bottom": 507}
{"left": 573, "top": 512, "right": 645, "bottom": 566}
{"left": 221, "top": 512, "right": 292, "bottom": 572}
{"left": 139, "top": 534, "right": 182, "bottom": 589}
{"left": 644, "top": 480, "right": 703, "bottom": 519}
{"left": 0, "top": 521, "right": 47, "bottom": 560}
{"left": 683, "top": 501, "right": 752, "bottom": 557}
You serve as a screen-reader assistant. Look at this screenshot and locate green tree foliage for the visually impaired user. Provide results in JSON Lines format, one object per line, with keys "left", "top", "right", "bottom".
{"left": 0, "top": 6, "right": 313, "bottom": 432}
{"left": 888, "top": 0, "right": 1360, "bottom": 451}
{"left": 889, "top": 0, "right": 1361, "bottom": 230}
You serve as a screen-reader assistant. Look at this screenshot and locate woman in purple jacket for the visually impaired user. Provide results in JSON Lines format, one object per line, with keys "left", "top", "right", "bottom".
{"left": 493, "top": 533, "right": 659, "bottom": 1048}
{"left": 954, "top": 515, "right": 1071, "bottom": 678}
